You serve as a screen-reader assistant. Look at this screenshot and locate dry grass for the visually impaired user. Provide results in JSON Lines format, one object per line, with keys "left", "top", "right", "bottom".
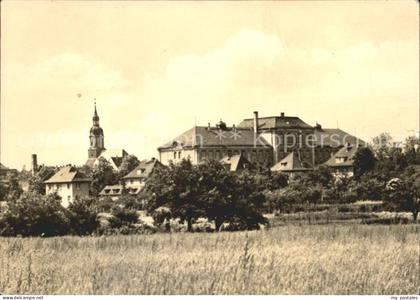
{"left": 0, "top": 224, "right": 418, "bottom": 295}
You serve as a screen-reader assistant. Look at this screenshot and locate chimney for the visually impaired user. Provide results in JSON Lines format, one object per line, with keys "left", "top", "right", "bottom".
{"left": 280, "top": 112, "right": 285, "bottom": 117}
{"left": 253, "top": 111, "right": 259, "bottom": 134}
{"left": 31, "top": 154, "right": 38, "bottom": 175}
{"left": 207, "top": 122, "right": 211, "bottom": 130}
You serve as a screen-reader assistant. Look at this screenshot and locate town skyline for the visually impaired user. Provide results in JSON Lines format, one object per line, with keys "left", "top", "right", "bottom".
{"left": 1, "top": 1, "right": 419, "bottom": 169}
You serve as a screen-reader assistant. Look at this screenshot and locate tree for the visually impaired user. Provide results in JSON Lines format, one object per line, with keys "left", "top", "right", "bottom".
{"left": 28, "top": 166, "right": 56, "bottom": 195}
{"left": 386, "top": 170, "right": 420, "bottom": 222}
{"left": 145, "top": 159, "right": 203, "bottom": 232}
{"left": 355, "top": 175, "right": 386, "bottom": 200}
{"left": 117, "top": 155, "right": 140, "bottom": 179}
{"left": 404, "top": 136, "right": 420, "bottom": 165}
{"left": 67, "top": 197, "right": 99, "bottom": 235}
{"left": 0, "top": 192, "right": 69, "bottom": 237}
{"left": 90, "top": 158, "right": 118, "bottom": 196}
{"left": 3, "top": 171, "right": 23, "bottom": 201}
{"left": 145, "top": 159, "right": 268, "bottom": 232}
{"left": 353, "top": 147, "right": 376, "bottom": 179}
{"left": 199, "top": 165, "right": 267, "bottom": 231}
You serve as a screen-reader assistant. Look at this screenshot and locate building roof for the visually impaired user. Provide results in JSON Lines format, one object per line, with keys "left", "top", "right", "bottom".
{"left": 314, "top": 127, "right": 366, "bottom": 147}
{"left": 220, "top": 154, "right": 252, "bottom": 171}
{"left": 271, "top": 152, "right": 311, "bottom": 172}
{"left": 99, "top": 184, "right": 142, "bottom": 196}
{"left": 324, "top": 144, "right": 359, "bottom": 168}
{"left": 0, "top": 163, "right": 8, "bottom": 170}
{"left": 123, "top": 158, "right": 163, "bottom": 180}
{"left": 158, "top": 125, "right": 272, "bottom": 150}
{"left": 238, "top": 115, "right": 313, "bottom": 130}
{"left": 44, "top": 166, "right": 91, "bottom": 184}
{"left": 85, "top": 148, "right": 128, "bottom": 170}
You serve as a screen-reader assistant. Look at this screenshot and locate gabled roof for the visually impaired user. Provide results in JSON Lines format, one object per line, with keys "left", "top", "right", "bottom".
{"left": 324, "top": 144, "right": 359, "bottom": 168}
{"left": 158, "top": 126, "right": 272, "bottom": 150}
{"left": 123, "top": 158, "right": 164, "bottom": 180}
{"left": 0, "top": 163, "right": 8, "bottom": 170}
{"left": 85, "top": 148, "right": 128, "bottom": 170}
{"left": 271, "top": 152, "right": 311, "bottom": 172}
{"left": 238, "top": 115, "right": 313, "bottom": 130}
{"left": 314, "top": 128, "right": 366, "bottom": 147}
{"left": 44, "top": 166, "right": 91, "bottom": 184}
{"left": 220, "top": 154, "right": 252, "bottom": 171}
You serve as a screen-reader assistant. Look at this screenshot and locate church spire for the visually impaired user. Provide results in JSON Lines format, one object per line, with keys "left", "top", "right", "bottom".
{"left": 88, "top": 99, "right": 105, "bottom": 159}
{"left": 93, "top": 99, "right": 99, "bottom": 124}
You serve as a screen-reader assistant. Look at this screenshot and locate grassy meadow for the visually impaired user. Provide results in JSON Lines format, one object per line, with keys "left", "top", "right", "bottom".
{"left": 0, "top": 224, "right": 418, "bottom": 295}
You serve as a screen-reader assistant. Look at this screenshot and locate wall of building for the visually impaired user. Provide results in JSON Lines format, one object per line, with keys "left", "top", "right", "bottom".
{"left": 262, "top": 128, "right": 315, "bottom": 166}
{"left": 160, "top": 149, "right": 198, "bottom": 165}
{"left": 46, "top": 182, "right": 90, "bottom": 207}
{"left": 197, "top": 147, "right": 272, "bottom": 169}
{"left": 159, "top": 146, "right": 272, "bottom": 169}
{"left": 71, "top": 182, "right": 90, "bottom": 203}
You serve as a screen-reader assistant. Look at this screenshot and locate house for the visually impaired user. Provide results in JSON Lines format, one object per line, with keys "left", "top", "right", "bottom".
{"left": 0, "top": 163, "right": 17, "bottom": 180}
{"left": 123, "top": 158, "right": 164, "bottom": 189}
{"left": 99, "top": 158, "right": 165, "bottom": 200}
{"left": 324, "top": 144, "right": 360, "bottom": 177}
{"left": 86, "top": 148, "right": 129, "bottom": 170}
{"left": 238, "top": 111, "right": 315, "bottom": 166}
{"left": 270, "top": 151, "right": 312, "bottom": 175}
{"left": 313, "top": 124, "right": 366, "bottom": 165}
{"left": 219, "top": 154, "right": 253, "bottom": 171}
{"left": 44, "top": 165, "right": 91, "bottom": 207}
{"left": 158, "top": 120, "right": 273, "bottom": 169}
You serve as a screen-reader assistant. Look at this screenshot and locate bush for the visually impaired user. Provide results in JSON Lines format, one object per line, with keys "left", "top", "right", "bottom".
{"left": 0, "top": 192, "right": 69, "bottom": 237}
{"left": 67, "top": 197, "right": 99, "bottom": 235}
{"left": 111, "top": 206, "right": 138, "bottom": 226}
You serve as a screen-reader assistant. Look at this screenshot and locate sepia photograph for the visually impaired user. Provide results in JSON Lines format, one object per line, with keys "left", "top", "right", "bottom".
{"left": 0, "top": 0, "right": 419, "bottom": 298}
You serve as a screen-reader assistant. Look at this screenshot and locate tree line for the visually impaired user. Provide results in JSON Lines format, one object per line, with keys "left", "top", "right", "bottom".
{"left": 0, "top": 133, "right": 419, "bottom": 236}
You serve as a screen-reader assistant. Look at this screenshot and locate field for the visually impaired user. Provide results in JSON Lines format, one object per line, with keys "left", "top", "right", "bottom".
{"left": 0, "top": 224, "right": 419, "bottom": 295}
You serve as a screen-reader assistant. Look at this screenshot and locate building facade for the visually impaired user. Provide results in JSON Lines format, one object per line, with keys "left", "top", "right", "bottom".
{"left": 324, "top": 144, "right": 361, "bottom": 177}
{"left": 238, "top": 112, "right": 315, "bottom": 167}
{"left": 44, "top": 166, "right": 91, "bottom": 207}
{"left": 100, "top": 158, "right": 165, "bottom": 200}
{"left": 158, "top": 120, "right": 273, "bottom": 169}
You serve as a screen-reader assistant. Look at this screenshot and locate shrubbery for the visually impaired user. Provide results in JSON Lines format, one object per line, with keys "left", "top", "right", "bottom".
{"left": 0, "top": 192, "right": 70, "bottom": 237}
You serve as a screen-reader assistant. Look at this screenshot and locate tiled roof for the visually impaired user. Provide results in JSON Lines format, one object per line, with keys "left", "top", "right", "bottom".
{"left": 314, "top": 128, "right": 366, "bottom": 147}
{"left": 238, "top": 116, "right": 313, "bottom": 130}
{"left": 44, "top": 166, "right": 91, "bottom": 183}
{"left": 158, "top": 126, "right": 272, "bottom": 150}
{"left": 324, "top": 145, "right": 359, "bottom": 168}
{"left": 220, "top": 154, "right": 252, "bottom": 171}
{"left": 271, "top": 152, "right": 311, "bottom": 172}
{"left": 123, "top": 158, "right": 164, "bottom": 180}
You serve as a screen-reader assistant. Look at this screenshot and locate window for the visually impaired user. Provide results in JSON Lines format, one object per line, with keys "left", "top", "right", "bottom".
{"left": 174, "top": 152, "right": 176, "bottom": 159}
{"left": 67, "top": 196, "right": 71, "bottom": 201}
{"left": 67, "top": 183, "right": 70, "bottom": 189}
{"left": 178, "top": 151, "right": 181, "bottom": 159}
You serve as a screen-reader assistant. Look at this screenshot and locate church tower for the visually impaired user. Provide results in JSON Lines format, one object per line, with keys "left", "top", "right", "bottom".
{"left": 88, "top": 102, "right": 105, "bottom": 159}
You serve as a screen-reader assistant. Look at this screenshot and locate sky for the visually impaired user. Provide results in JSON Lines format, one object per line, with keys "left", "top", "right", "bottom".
{"left": 1, "top": 1, "right": 419, "bottom": 169}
